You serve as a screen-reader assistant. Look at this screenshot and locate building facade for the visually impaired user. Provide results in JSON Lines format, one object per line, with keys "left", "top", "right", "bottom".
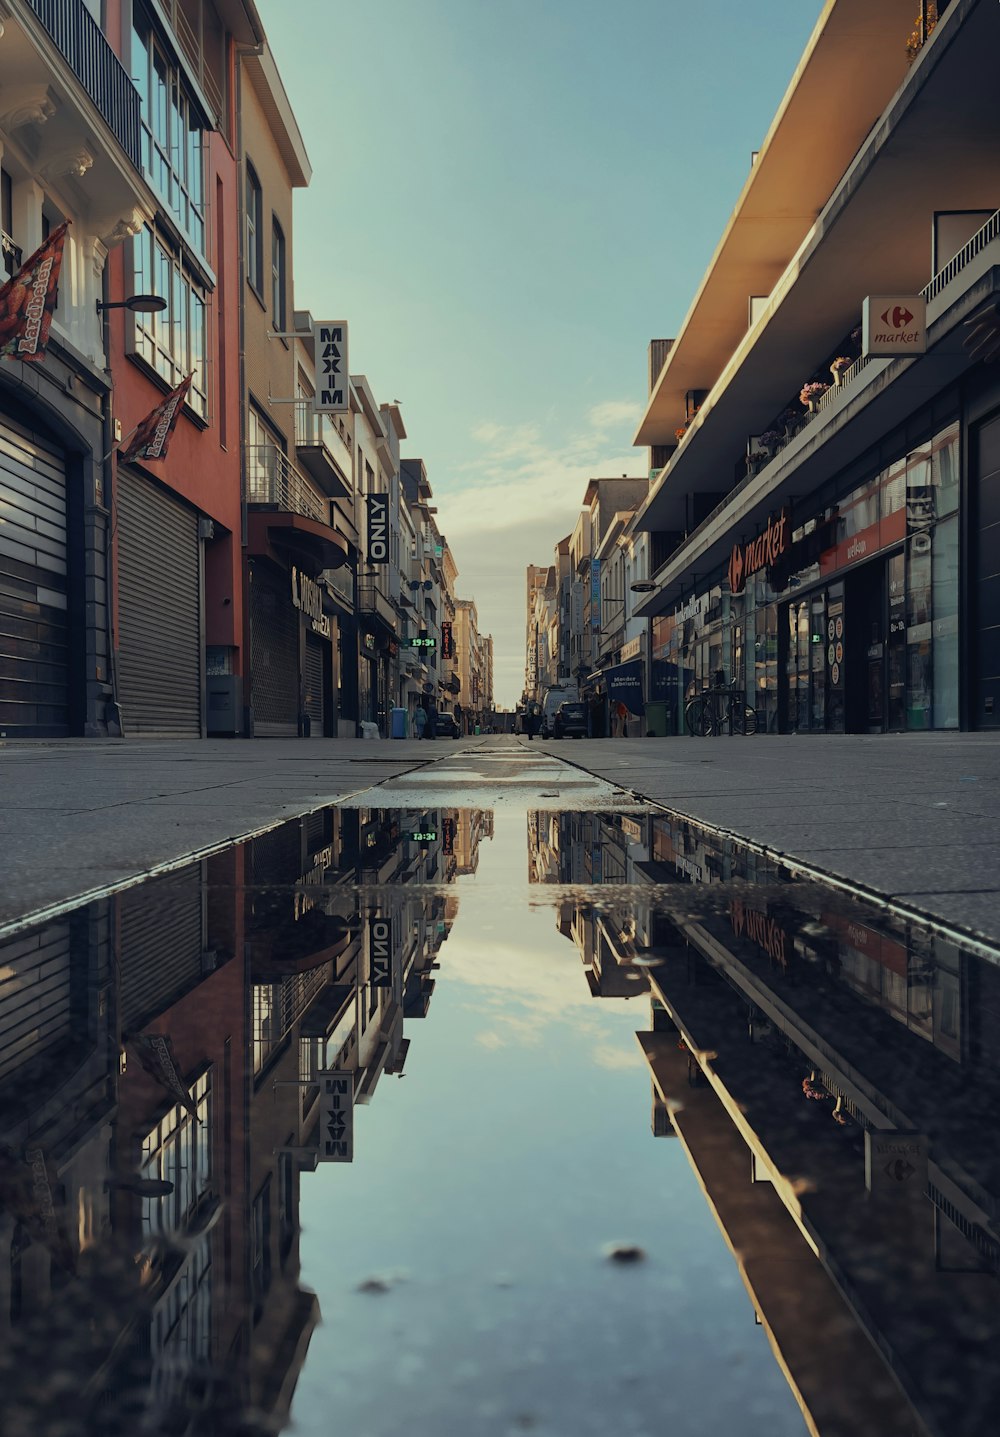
{"left": 635, "top": 0, "right": 998, "bottom": 738}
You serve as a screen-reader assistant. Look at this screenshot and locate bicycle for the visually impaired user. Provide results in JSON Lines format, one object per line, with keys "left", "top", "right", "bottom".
{"left": 684, "top": 680, "right": 757, "bottom": 737}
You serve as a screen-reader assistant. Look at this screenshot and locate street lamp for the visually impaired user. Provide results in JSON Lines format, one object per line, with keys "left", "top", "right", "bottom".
{"left": 96, "top": 293, "right": 167, "bottom": 314}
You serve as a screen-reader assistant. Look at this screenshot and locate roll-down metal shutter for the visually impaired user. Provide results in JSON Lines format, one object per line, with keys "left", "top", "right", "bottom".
{"left": 120, "top": 867, "right": 205, "bottom": 1030}
{"left": 0, "top": 919, "right": 73, "bottom": 1085}
{"left": 249, "top": 561, "right": 298, "bottom": 735}
{"left": 0, "top": 415, "right": 69, "bottom": 737}
{"left": 118, "top": 469, "right": 201, "bottom": 737}
{"left": 304, "top": 634, "right": 325, "bottom": 735}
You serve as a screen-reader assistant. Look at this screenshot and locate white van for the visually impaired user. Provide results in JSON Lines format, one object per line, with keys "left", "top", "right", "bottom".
{"left": 539, "top": 683, "right": 579, "bottom": 737}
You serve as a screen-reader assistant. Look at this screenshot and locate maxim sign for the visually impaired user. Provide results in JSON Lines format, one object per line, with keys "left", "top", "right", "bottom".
{"left": 727, "top": 509, "right": 789, "bottom": 595}
{"left": 313, "top": 321, "right": 349, "bottom": 412}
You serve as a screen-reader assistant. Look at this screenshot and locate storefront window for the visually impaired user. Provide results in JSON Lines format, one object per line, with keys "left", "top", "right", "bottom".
{"left": 932, "top": 515, "right": 959, "bottom": 729}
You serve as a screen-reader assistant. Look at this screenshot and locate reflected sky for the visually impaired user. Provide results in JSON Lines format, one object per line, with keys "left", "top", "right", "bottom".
{"left": 292, "top": 811, "right": 806, "bottom": 1437}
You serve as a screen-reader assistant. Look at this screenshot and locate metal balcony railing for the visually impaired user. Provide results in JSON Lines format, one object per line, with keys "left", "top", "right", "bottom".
{"left": 2, "top": 230, "right": 22, "bottom": 279}
{"left": 26, "top": 0, "right": 143, "bottom": 170}
{"left": 246, "top": 445, "right": 329, "bottom": 525}
{"left": 293, "top": 401, "right": 353, "bottom": 472}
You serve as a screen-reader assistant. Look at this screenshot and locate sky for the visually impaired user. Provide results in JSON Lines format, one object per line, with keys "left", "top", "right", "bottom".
{"left": 257, "top": 0, "right": 822, "bottom": 706}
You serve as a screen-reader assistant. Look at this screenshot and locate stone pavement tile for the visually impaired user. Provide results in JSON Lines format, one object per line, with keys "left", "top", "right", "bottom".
{"left": 894, "top": 892, "right": 1000, "bottom": 942}
{"left": 787, "top": 845, "right": 1000, "bottom": 899}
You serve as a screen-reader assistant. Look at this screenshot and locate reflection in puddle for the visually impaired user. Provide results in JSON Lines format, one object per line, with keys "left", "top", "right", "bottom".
{"left": 0, "top": 804, "right": 996, "bottom": 1434}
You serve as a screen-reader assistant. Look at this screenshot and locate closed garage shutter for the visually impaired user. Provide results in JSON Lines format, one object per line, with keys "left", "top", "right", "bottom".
{"left": 120, "top": 867, "right": 205, "bottom": 1030}
{"left": 249, "top": 561, "right": 298, "bottom": 735}
{"left": 0, "top": 919, "right": 73, "bottom": 1085}
{"left": 304, "top": 634, "right": 325, "bottom": 735}
{"left": 118, "top": 468, "right": 201, "bottom": 737}
{"left": 0, "top": 415, "right": 69, "bottom": 738}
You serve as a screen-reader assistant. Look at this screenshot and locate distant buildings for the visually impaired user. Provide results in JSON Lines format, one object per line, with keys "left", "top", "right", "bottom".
{"left": 0, "top": 0, "right": 490, "bottom": 740}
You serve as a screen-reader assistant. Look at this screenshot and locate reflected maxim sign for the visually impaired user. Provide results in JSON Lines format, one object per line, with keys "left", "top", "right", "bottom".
{"left": 319, "top": 1071, "right": 354, "bottom": 1162}
{"left": 727, "top": 509, "right": 789, "bottom": 595}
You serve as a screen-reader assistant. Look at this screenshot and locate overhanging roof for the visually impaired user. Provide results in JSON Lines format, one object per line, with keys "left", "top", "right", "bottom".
{"left": 635, "top": 0, "right": 915, "bottom": 449}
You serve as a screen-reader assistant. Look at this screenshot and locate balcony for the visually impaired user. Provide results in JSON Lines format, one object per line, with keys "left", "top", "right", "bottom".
{"left": 357, "top": 575, "right": 398, "bottom": 633}
{"left": 25, "top": 0, "right": 142, "bottom": 170}
{"left": 293, "top": 401, "right": 353, "bottom": 499}
{"left": 246, "top": 445, "right": 349, "bottom": 570}
{"left": 247, "top": 445, "right": 328, "bottom": 524}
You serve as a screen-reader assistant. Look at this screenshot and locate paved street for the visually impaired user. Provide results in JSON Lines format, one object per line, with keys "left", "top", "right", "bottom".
{"left": 2, "top": 732, "right": 998, "bottom": 943}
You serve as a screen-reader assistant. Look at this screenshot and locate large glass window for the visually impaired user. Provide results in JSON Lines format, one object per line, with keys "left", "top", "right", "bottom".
{"left": 131, "top": 6, "right": 206, "bottom": 255}
{"left": 131, "top": 226, "right": 208, "bottom": 418}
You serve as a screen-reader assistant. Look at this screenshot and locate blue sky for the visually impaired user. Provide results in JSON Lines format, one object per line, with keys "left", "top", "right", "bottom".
{"left": 258, "top": 0, "right": 822, "bottom": 704}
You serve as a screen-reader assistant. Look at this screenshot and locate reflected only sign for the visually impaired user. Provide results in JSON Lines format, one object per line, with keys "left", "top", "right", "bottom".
{"left": 862, "top": 295, "right": 926, "bottom": 357}
{"left": 318, "top": 1071, "right": 354, "bottom": 1162}
{"left": 313, "top": 321, "right": 349, "bottom": 412}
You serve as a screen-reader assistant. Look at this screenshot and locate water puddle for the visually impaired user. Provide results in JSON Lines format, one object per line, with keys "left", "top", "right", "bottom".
{"left": 1, "top": 802, "right": 996, "bottom": 1436}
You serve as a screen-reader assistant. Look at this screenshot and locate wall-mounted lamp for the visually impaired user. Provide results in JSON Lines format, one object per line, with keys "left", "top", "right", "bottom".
{"left": 96, "top": 293, "right": 167, "bottom": 315}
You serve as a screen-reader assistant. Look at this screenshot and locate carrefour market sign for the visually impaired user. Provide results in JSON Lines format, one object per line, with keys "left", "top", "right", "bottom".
{"left": 862, "top": 295, "right": 926, "bottom": 357}
{"left": 727, "top": 510, "right": 789, "bottom": 595}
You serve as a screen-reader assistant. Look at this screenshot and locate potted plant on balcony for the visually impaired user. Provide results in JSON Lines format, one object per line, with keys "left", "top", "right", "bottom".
{"left": 674, "top": 424, "right": 688, "bottom": 443}
{"left": 799, "top": 381, "right": 830, "bottom": 414}
{"left": 829, "top": 356, "right": 852, "bottom": 386}
{"left": 758, "top": 429, "right": 782, "bottom": 458}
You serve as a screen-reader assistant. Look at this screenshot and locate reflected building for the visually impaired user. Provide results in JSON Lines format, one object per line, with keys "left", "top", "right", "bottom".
{"left": 630, "top": 812, "right": 1000, "bottom": 1437}
{"left": 0, "top": 805, "right": 469, "bottom": 1434}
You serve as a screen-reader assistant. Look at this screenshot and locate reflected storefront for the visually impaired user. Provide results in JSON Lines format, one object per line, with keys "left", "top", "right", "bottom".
{"left": 652, "top": 420, "right": 962, "bottom": 735}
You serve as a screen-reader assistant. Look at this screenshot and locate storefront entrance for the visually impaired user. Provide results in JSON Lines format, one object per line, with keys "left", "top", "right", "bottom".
{"left": 783, "top": 582, "right": 846, "bottom": 734}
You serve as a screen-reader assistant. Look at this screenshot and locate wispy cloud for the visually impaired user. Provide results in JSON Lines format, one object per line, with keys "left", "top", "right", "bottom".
{"left": 439, "top": 403, "right": 645, "bottom": 704}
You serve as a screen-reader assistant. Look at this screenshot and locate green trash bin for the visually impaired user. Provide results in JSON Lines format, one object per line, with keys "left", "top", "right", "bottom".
{"left": 645, "top": 700, "right": 668, "bottom": 737}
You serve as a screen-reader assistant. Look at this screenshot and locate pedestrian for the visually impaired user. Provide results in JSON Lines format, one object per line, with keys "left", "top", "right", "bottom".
{"left": 412, "top": 703, "right": 427, "bottom": 740}
{"left": 615, "top": 700, "right": 629, "bottom": 738}
{"left": 425, "top": 698, "right": 438, "bottom": 739}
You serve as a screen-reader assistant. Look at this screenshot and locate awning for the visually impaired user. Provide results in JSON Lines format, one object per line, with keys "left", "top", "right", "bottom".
{"left": 247, "top": 511, "right": 350, "bottom": 570}
{"left": 606, "top": 659, "right": 646, "bottom": 715}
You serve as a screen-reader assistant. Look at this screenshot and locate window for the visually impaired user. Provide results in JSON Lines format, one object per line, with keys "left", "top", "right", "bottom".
{"left": 271, "top": 218, "right": 286, "bottom": 330}
{"left": 246, "top": 164, "right": 263, "bottom": 295}
{"left": 131, "top": 5, "right": 206, "bottom": 255}
{"left": 132, "top": 226, "right": 208, "bottom": 417}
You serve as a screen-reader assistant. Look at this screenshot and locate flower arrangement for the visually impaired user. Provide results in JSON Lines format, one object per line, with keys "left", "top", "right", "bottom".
{"left": 758, "top": 429, "right": 782, "bottom": 451}
{"left": 799, "top": 381, "right": 829, "bottom": 407}
{"left": 830, "top": 356, "right": 852, "bottom": 378}
{"left": 746, "top": 450, "right": 766, "bottom": 472}
{"left": 674, "top": 425, "right": 688, "bottom": 442}
{"left": 905, "top": 1, "right": 938, "bottom": 63}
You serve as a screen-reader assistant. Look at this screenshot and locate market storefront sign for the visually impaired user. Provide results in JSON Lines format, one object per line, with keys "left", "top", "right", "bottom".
{"left": 729, "top": 897, "right": 789, "bottom": 968}
{"left": 727, "top": 509, "right": 789, "bottom": 595}
{"left": 291, "top": 566, "right": 331, "bottom": 637}
{"left": 620, "top": 634, "right": 642, "bottom": 663}
{"left": 862, "top": 295, "right": 926, "bottom": 357}
{"left": 819, "top": 506, "right": 905, "bottom": 578}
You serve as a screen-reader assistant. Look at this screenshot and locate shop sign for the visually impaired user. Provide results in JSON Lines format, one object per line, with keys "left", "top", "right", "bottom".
{"left": 821, "top": 911, "right": 907, "bottom": 976}
{"left": 441, "top": 620, "right": 454, "bottom": 658}
{"left": 291, "top": 566, "right": 331, "bottom": 637}
{"left": 370, "top": 916, "right": 393, "bottom": 986}
{"left": 367, "top": 493, "right": 389, "bottom": 564}
{"left": 819, "top": 507, "right": 905, "bottom": 578}
{"left": 862, "top": 295, "right": 926, "bottom": 358}
{"left": 729, "top": 898, "right": 789, "bottom": 968}
{"left": 865, "top": 1130, "right": 928, "bottom": 1199}
{"left": 607, "top": 659, "right": 645, "bottom": 715}
{"left": 727, "top": 510, "right": 789, "bottom": 594}
{"left": 620, "top": 635, "right": 642, "bottom": 662}
{"left": 442, "top": 815, "right": 456, "bottom": 855}
{"left": 590, "top": 559, "right": 601, "bottom": 629}
{"left": 362, "top": 630, "right": 376, "bottom": 652}
{"left": 313, "top": 321, "right": 349, "bottom": 412}
{"left": 318, "top": 1071, "right": 354, "bottom": 1162}
{"left": 571, "top": 580, "right": 584, "bottom": 631}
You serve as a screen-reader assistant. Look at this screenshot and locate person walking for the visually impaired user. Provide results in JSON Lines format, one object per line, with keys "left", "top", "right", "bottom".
{"left": 425, "top": 698, "right": 438, "bottom": 739}
{"left": 412, "top": 703, "right": 427, "bottom": 740}
{"left": 615, "top": 700, "right": 629, "bottom": 738}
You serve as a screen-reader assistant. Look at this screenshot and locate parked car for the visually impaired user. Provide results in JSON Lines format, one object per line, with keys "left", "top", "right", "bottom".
{"left": 552, "top": 701, "right": 588, "bottom": 739}
{"left": 434, "top": 711, "right": 461, "bottom": 739}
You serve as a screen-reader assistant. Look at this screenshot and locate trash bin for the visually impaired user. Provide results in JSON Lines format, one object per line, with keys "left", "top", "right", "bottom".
{"left": 645, "top": 700, "right": 668, "bottom": 737}
{"left": 390, "top": 706, "right": 408, "bottom": 739}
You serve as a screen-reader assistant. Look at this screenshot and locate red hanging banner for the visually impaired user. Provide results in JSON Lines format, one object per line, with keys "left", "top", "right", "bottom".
{"left": 119, "top": 373, "right": 193, "bottom": 463}
{"left": 0, "top": 221, "right": 70, "bottom": 363}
